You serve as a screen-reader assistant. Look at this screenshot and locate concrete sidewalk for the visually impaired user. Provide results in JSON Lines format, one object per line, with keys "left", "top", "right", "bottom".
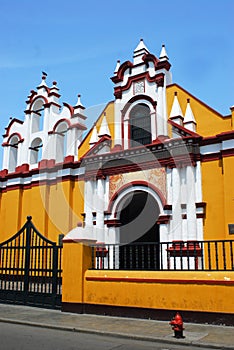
{"left": 0, "top": 304, "right": 233, "bottom": 349}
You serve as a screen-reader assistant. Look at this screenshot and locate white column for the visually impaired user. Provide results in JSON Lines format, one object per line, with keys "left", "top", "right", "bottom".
{"left": 123, "top": 118, "right": 129, "bottom": 149}
{"left": 195, "top": 161, "right": 204, "bottom": 241}
{"left": 186, "top": 165, "right": 197, "bottom": 240}
{"left": 171, "top": 167, "right": 182, "bottom": 240}
{"left": 166, "top": 167, "right": 173, "bottom": 205}
{"left": 159, "top": 224, "right": 169, "bottom": 269}
{"left": 114, "top": 100, "right": 122, "bottom": 146}
{"left": 156, "top": 85, "right": 164, "bottom": 136}
{"left": 17, "top": 142, "right": 23, "bottom": 166}
{"left": 66, "top": 128, "right": 77, "bottom": 157}
{"left": 180, "top": 167, "right": 187, "bottom": 241}
{"left": 162, "top": 85, "right": 168, "bottom": 136}
{"left": 46, "top": 134, "right": 56, "bottom": 160}
{"left": 43, "top": 107, "right": 50, "bottom": 135}
{"left": 195, "top": 161, "right": 202, "bottom": 202}
{"left": 20, "top": 114, "right": 30, "bottom": 165}
{"left": 84, "top": 180, "right": 93, "bottom": 229}
{"left": 96, "top": 178, "right": 105, "bottom": 242}
{"left": 2, "top": 146, "right": 9, "bottom": 169}
{"left": 150, "top": 111, "right": 157, "bottom": 141}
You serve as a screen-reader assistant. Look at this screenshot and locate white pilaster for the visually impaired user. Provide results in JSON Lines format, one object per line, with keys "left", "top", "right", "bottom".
{"left": 150, "top": 111, "right": 157, "bottom": 141}
{"left": 186, "top": 165, "right": 197, "bottom": 240}
{"left": 66, "top": 128, "right": 77, "bottom": 157}
{"left": 171, "top": 167, "right": 182, "bottom": 240}
{"left": 84, "top": 180, "right": 94, "bottom": 229}
{"left": 156, "top": 85, "right": 164, "bottom": 136}
{"left": 162, "top": 85, "right": 168, "bottom": 135}
{"left": 46, "top": 133, "right": 56, "bottom": 160}
{"left": 123, "top": 118, "right": 129, "bottom": 149}
{"left": 180, "top": 167, "right": 187, "bottom": 241}
{"left": 21, "top": 114, "right": 31, "bottom": 164}
{"left": 2, "top": 146, "right": 9, "bottom": 169}
{"left": 195, "top": 161, "right": 202, "bottom": 203}
{"left": 114, "top": 101, "right": 122, "bottom": 146}
{"left": 17, "top": 142, "right": 23, "bottom": 166}
{"left": 195, "top": 161, "right": 204, "bottom": 241}
{"left": 166, "top": 167, "right": 173, "bottom": 205}
{"left": 96, "top": 178, "right": 105, "bottom": 242}
{"left": 159, "top": 224, "right": 169, "bottom": 268}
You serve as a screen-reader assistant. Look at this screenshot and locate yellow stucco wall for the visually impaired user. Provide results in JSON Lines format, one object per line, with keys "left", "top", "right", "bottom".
{"left": 202, "top": 160, "right": 225, "bottom": 240}
{"left": 201, "top": 155, "right": 234, "bottom": 241}
{"left": 0, "top": 178, "right": 85, "bottom": 243}
{"left": 0, "top": 188, "right": 22, "bottom": 239}
{"left": 167, "top": 84, "right": 232, "bottom": 136}
{"left": 223, "top": 156, "right": 234, "bottom": 236}
{"left": 84, "top": 270, "right": 234, "bottom": 314}
{"left": 21, "top": 185, "right": 49, "bottom": 237}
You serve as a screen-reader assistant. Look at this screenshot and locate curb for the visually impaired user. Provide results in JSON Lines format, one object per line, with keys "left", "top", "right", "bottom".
{"left": 0, "top": 318, "right": 233, "bottom": 350}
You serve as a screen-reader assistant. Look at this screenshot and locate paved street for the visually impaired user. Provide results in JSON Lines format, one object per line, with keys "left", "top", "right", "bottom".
{"left": 0, "top": 322, "right": 213, "bottom": 350}
{"left": 0, "top": 304, "right": 233, "bottom": 349}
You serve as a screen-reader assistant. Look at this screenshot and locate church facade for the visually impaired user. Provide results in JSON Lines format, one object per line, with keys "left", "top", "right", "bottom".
{"left": 0, "top": 39, "right": 233, "bottom": 255}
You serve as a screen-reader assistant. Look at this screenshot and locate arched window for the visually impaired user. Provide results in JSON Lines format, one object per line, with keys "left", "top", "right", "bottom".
{"left": 55, "top": 122, "right": 68, "bottom": 163}
{"left": 30, "top": 138, "right": 43, "bottom": 164}
{"left": 129, "top": 103, "right": 151, "bottom": 147}
{"left": 31, "top": 100, "right": 44, "bottom": 133}
{"left": 9, "top": 135, "right": 19, "bottom": 172}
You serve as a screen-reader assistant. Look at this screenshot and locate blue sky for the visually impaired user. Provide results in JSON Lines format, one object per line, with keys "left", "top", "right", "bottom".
{"left": 0, "top": 0, "right": 233, "bottom": 164}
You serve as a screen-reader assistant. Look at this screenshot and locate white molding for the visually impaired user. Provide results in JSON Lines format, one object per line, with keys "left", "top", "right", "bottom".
{"left": 201, "top": 144, "right": 221, "bottom": 154}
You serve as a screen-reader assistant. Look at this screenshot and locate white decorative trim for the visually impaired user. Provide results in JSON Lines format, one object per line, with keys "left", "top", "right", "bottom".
{"left": 222, "top": 139, "right": 234, "bottom": 150}
{"left": 0, "top": 166, "right": 85, "bottom": 190}
{"left": 201, "top": 144, "right": 221, "bottom": 154}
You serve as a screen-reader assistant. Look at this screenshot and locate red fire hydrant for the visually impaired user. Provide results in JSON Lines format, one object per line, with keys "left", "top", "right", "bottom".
{"left": 169, "top": 312, "right": 185, "bottom": 338}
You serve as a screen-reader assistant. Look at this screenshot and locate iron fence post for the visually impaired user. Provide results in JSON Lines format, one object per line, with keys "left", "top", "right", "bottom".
{"left": 52, "top": 245, "right": 59, "bottom": 304}
{"left": 24, "top": 217, "right": 32, "bottom": 302}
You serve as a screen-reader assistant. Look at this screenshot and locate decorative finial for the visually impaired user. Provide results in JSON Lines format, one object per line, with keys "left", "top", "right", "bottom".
{"left": 38, "top": 72, "right": 48, "bottom": 88}
{"left": 77, "top": 94, "right": 81, "bottom": 105}
{"left": 42, "top": 71, "right": 47, "bottom": 81}
{"left": 114, "top": 60, "right": 121, "bottom": 74}
{"left": 74, "top": 93, "right": 85, "bottom": 110}
{"left": 159, "top": 44, "right": 169, "bottom": 61}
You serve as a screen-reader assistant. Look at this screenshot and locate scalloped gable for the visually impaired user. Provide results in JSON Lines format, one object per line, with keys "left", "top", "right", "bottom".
{"left": 3, "top": 118, "right": 24, "bottom": 138}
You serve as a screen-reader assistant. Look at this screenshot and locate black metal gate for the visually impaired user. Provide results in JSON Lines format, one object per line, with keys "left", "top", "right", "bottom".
{"left": 0, "top": 216, "right": 62, "bottom": 309}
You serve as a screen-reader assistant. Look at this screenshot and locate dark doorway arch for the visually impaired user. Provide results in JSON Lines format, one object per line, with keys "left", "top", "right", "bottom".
{"left": 119, "top": 190, "right": 160, "bottom": 270}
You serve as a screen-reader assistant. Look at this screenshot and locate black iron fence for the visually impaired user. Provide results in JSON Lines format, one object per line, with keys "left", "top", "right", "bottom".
{"left": 0, "top": 216, "right": 63, "bottom": 309}
{"left": 91, "top": 239, "right": 234, "bottom": 271}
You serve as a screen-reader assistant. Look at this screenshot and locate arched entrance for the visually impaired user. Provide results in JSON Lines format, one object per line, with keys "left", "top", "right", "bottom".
{"left": 118, "top": 190, "right": 160, "bottom": 270}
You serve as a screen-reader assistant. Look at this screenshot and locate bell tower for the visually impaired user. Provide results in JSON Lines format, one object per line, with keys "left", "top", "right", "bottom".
{"left": 111, "top": 39, "right": 172, "bottom": 149}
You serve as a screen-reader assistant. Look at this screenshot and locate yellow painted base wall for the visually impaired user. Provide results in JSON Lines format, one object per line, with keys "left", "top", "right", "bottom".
{"left": 84, "top": 270, "right": 234, "bottom": 315}
{"left": 62, "top": 242, "right": 234, "bottom": 317}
